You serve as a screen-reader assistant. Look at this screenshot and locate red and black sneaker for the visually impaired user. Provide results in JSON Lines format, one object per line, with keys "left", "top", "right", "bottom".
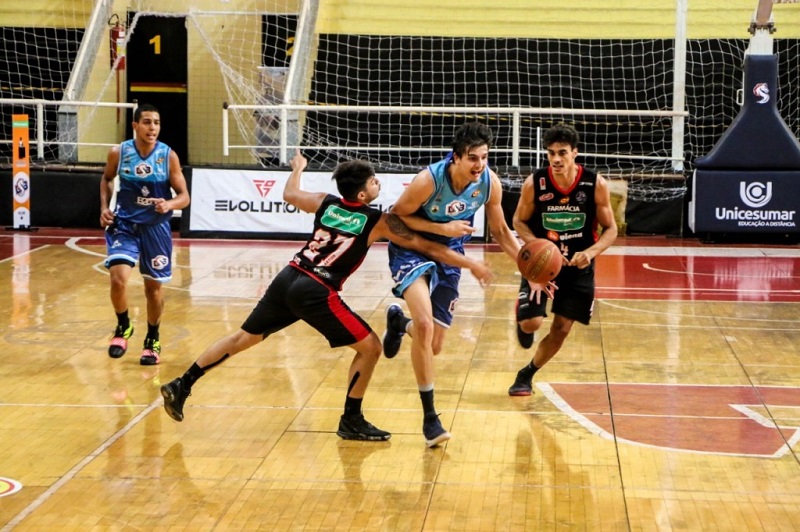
{"left": 108, "top": 324, "right": 134, "bottom": 358}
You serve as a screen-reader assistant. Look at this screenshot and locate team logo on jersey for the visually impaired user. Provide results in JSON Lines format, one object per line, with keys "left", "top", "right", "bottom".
{"left": 547, "top": 230, "right": 559, "bottom": 241}
{"left": 252, "top": 179, "right": 276, "bottom": 198}
{"left": 538, "top": 193, "right": 554, "bottom": 202}
{"left": 431, "top": 205, "right": 440, "bottom": 214}
{"left": 134, "top": 162, "right": 153, "bottom": 177}
{"left": 539, "top": 177, "right": 546, "bottom": 190}
{"left": 151, "top": 255, "right": 169, "bottom": 270}
{"left": 753, "top": 82, "right": 769, "bottom": 104}
{"left": 445, "top": 200, "right": 467, "bottom": 216}
{"left": 471, "top": 190, "right": 481, "bottom": 198}
{"left": 576, "top": 191, "right": 587, "bottom": 203}
{"left": 321, "top": 205, "right": 368, "bottom": 235}
{"left": 156, "top": 157, "right": 165, "bottom": 164}
{"left": 542, "top": 212, "right": 586, "bottom": 231}
{"left": 559, "top": 196, "right": 570, "bottom": 204}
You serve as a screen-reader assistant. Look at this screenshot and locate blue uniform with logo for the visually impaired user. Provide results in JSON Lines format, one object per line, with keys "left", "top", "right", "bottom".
{"left": 104, "top": 139, "right": 174, "bottom": 282}
{"left": 388, "top": 152, "right": 491, "bottom": 327}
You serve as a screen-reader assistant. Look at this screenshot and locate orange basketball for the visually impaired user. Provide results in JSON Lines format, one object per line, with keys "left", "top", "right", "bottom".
{"left": 517, "top": 239, "right": 562, "bottom": 284}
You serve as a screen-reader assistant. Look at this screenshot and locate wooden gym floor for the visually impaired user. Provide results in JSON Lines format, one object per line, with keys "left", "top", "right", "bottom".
{"left": 1, "top": 229, "right": 799, "bottom": 531}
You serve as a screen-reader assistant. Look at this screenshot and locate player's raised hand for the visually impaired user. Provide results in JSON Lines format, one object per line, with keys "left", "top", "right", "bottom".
{"left": 290, "top": 148, "right": 307, "bottom": 172}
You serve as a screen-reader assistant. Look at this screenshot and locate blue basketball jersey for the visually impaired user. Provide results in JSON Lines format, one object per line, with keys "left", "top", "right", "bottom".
{"left": 417, "top": 152, "right": 492, "bottom": 247}
{"left": 115, "top": 139, "right": 173, "bottom": 225}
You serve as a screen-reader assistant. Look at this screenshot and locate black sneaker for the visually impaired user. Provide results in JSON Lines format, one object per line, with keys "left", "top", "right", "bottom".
{"left": 422, "top": 413, "right": 451, "bottom": 448}
{"left": 382, "top": 304, "right": 406, "bottom": 359}
{"left": 337, "top": 413, "right": 391, "bottom": 441}
{"left": 508, "top": 369, "right": 533, "bottom": 396}
{"left": 161, "top": 377, "right": 191, "bottom": 421}
{"left": 516, "top": 323, "right": 534, "bottom": 349}
{"left": 108, "top": 324, "right": 134, "bottom": 358}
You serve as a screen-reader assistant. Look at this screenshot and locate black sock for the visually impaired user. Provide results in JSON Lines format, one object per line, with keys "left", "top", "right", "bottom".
{"left": 181, "top": 363, "right": 205, "bottom": 388}
{"left": 420, "top": 389, "right": 436, "bottom": 417}
{"left": 344, "top": 396, "right": 363, "bottom": 417}
{"left": 116, "top": 310, "right": 129, "bottom": 329}
{"left": 519, "top": 362, "right": 539, "bottom": 380}
{"left": 147, "top": 322, "right": 160, "bottom": 341}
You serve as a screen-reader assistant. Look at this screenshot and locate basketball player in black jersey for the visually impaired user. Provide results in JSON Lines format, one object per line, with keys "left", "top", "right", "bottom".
{"left": 508, "top": 124, "right": 618, "bottom": 396}
{"left": 160, "top": 150, "right": 493, "bottom": 441}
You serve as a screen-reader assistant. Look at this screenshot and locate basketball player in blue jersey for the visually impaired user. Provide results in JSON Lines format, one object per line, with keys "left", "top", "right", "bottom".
{"left": 508, "top": 124, "right": 617, "bottom": 396}
{"left": 382, "top": 122, "right": 522, "bottom": 447}
{"left": 160, "top": 150, "right": 493, "bottom": 442}
{"left": 99, "top": 104, "right": 190, "bottom": 365}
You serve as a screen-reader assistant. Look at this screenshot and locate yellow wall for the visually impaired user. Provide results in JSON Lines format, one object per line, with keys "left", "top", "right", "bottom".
{"left": 318, "top": 0, "right": 800, "bottom": 39}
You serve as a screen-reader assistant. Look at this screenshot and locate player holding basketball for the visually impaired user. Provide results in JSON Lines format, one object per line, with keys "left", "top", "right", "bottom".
{"left": 160, "top": 150, "right": 492, "bottom": 441}
{"left": 382, "top": 122, "right": 521, "bottom": 446}
{"left": 100, "top": 104, "right": 190, "bottom": 365}
{"left": 508, "top": 123, "right": 617, "bottom": 396}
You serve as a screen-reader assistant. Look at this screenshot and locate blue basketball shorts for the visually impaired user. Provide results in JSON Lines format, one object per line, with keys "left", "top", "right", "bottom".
{"left": 388, "top": 244, "right": 463, "bottom": 328}
{"left": 104, "top": 218, "right": 173, "bottom": 282}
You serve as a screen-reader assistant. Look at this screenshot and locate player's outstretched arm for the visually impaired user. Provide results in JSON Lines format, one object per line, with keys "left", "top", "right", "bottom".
{"left": 372, "top": 213, "right": 493, "bottom": 287}
{"left": 389, "top": 170, "right": 475, "bottom": 238}
{"left": 282, "top": 149, "right": 327, "bottom": 214}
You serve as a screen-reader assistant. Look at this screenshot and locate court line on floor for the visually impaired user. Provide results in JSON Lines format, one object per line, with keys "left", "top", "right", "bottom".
{"left": 0, "top": 399, "right": 161, "bottom": 532}
{"left": 0, "top": 244, "right": 50, "bottom": 264}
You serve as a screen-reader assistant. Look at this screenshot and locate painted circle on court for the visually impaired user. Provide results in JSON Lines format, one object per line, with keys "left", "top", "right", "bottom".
{"left": 0, "top": 477, "right": 23, "bottom": 497}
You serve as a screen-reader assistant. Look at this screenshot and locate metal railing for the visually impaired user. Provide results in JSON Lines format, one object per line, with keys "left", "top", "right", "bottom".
{"left": 0, "top": 99, "right": 136, "bottom": 160}
{"left": 223, "top": 103, "right": 690, "bottom": 170}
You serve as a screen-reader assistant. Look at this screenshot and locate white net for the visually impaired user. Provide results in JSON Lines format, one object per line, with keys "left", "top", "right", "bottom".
{"left": 0, "top": 0, "right": 94, "bottom": 162}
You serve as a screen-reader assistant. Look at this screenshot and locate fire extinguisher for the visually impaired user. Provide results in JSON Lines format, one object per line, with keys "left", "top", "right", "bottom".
{"left": 108, "top": 14, "right": 126, "bottom": 70}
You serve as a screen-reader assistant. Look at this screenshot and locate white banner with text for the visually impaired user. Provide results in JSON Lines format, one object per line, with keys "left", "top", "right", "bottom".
{"left": 189, "top": 168, "right": 485, "bottom": 238}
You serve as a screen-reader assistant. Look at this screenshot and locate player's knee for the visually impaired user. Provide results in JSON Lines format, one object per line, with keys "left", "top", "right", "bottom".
{"left": 109, "top": 275, "right": 127, "bottom": 292}
{"left": 362, "top": 333, "right": 382, "bottom": 360}
{"left": 143, "top": 282, "right": 162, "bottom": 299}
{"left": 412, "top": 315, "right": 436, "bottom": 342}
{"left": 231, "top": 329, "right": 262, "bottom": 354}
{"left": 549, "top": 320, "right": 573, "bottom": 341}
{"left": 519, "top": 317, "right": 543, "bottom": 334}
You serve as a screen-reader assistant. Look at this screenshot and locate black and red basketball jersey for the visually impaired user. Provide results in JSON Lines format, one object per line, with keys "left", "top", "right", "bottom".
{"left": 525, "top": 166, "right": 598, "bottom": 260}
{"left": 291, "top": 194, "right": 382, "bottom": 291}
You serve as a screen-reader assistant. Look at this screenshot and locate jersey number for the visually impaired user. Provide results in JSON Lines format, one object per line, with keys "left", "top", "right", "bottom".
{"left": 303, "top": 229, "right": 355, "bottom": 266}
